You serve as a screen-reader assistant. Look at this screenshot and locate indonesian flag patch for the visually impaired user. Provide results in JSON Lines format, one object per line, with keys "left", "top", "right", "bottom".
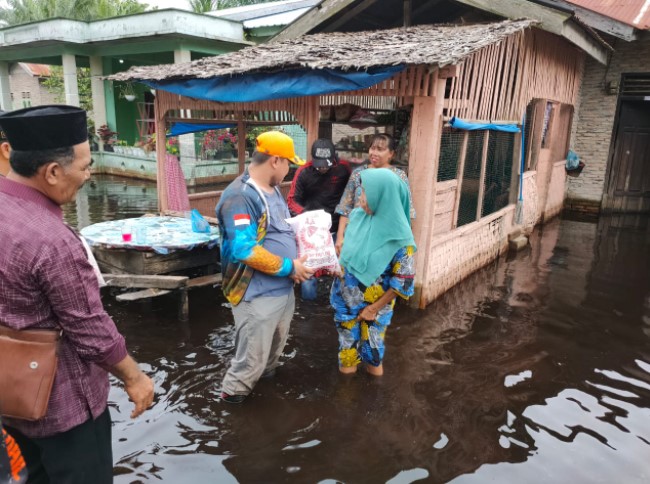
{"left": 233, "top": 214, "right": 251, "bottom": 226}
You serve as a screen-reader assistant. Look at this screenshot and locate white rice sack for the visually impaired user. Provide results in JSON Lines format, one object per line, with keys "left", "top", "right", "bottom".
{"left": 285, "top": 209, "right": 341, "bottom": 274}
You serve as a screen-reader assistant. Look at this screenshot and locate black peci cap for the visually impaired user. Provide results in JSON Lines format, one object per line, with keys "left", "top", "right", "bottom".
{"left": 0, "top": 105, "right": 87, "bottom": 151}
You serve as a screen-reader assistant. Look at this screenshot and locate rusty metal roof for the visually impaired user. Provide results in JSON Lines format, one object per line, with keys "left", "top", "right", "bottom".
{"left": 565, "top": 0, "right": 650, "bottom": 29}
{"left": 19, "top": 63, "right": 51, "bottom": 77}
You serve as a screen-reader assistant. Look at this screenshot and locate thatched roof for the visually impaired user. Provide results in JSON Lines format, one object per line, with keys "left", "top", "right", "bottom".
{"left": 109, "top": 19, "right": 535, "bottom": 82}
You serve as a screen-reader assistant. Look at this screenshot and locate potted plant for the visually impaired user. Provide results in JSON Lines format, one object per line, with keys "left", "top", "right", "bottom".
{"left": 96, "top": 124, "right": 118, "bottom": 151}
{"left": 166, "top": 137, "right": 180, "bottom": 157}
{"left": 119, "top": 82, "right": 137, "bottom": 102}
{"left": 218, "top": 132, "right": 238, "bottom": 158}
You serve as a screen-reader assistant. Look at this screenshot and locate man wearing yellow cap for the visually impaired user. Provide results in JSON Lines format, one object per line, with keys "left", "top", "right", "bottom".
{"left": 215, "top": 131, "right": 314, "bottom": 403}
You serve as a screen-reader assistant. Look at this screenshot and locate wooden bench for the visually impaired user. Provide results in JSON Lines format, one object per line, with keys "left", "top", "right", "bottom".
{"left": 102, "top": 273, "right": 222, "bottom": 322}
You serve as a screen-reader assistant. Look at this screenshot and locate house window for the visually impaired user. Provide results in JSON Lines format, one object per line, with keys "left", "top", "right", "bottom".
{"left": 436, "top": 129, "right": 516, "bottom": 231}
{"left": 540, "top": 101, "right": 556, "bottom": 148}
{"left": 21, "top": 91, "right": 31, "bottom": 108}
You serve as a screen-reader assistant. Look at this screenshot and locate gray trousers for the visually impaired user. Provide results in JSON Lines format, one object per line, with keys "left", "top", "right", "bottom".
{"left": 221, "top": 291, "right": 295, "bottom": 396}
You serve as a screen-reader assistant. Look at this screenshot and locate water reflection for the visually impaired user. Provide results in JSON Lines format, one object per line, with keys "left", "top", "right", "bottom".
{"left": 64, "top": 174, "right": 158, "bottom": 229}
{"left": 63, "top": 178, "right": 649, "bottom": 483}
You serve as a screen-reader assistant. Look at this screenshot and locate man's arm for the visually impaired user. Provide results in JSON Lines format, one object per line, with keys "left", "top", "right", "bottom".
{"left": 109, "top": 355, "right": 154, "bottom": 418}
{"left": 219, "top": 193, "right": 313, "bottom": 280}
{"left": 37, "top": 235, "right": 154, "bottom": 419}
{"left": 287, "top": 166, "right": 307, "bottom": 216}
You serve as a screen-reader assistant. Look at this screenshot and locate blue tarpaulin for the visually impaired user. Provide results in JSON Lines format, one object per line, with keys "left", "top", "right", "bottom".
{"left": 145, "top": 65, "right": 405, "bottom": 103}
{"left": 449, "top": 117, "right": 520, "bottom": 133}
{"left": 168, "top": 122, "right": 236, "bottom": 137}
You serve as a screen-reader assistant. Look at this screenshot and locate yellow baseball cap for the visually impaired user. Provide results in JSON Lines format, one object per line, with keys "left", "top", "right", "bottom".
{"left": 255, "top": 131, "right": 305, "bottom": 166}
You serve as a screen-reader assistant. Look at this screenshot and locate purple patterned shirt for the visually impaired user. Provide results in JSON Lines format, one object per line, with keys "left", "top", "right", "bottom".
{"left": 0, "top": 178, "right": 127, "bottom": 439}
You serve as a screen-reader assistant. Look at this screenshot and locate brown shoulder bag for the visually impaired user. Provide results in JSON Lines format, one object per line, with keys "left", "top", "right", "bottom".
{"left": 0, "top": 325, "right": 60, "bottom": 421}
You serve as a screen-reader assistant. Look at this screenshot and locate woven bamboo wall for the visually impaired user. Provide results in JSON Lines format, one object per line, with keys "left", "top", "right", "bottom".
{"left": 445, "top": 29, "right": 585, "bottom": 122}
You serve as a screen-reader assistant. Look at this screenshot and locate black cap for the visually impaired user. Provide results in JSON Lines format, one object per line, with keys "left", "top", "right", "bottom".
{"left": 0, "top": 105, "right": 88, "bottom": 151}
{"left": 311, "top": 139, "right": 337, "bottom": 168}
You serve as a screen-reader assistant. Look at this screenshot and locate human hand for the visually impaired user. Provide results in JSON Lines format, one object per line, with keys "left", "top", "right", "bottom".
{"left": 124, "top": 371, "right": 154, "bottom": 418}
{"left": 359, "top": 305, "right": 378, "bottom": 321}
{"left": 335, "top": 237, "right": 344, "bottom": 256}
{"left": 291, "top": 255, "right": 315, "bottom": 283}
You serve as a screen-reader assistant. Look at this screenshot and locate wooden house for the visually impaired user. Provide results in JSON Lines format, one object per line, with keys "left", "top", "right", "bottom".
{"left": 110, "top": 17, "right": 601, "bottom": 307}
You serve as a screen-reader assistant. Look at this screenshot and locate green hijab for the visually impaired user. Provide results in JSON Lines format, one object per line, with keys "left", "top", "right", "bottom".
{"left": 340, "top": 168, "right": 416, "bottom": 286}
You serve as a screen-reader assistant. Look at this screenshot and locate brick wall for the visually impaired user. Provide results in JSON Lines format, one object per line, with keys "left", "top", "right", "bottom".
{"left": 567, "top": 31, "right": 650, "bottom": 213}
{"left": 9, "top": 64, "right": 58, "bottom": 109}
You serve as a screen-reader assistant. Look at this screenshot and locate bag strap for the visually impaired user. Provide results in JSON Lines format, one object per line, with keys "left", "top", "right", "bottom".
{"left": 0, "top": 324, "right": 60, "bottom": 344}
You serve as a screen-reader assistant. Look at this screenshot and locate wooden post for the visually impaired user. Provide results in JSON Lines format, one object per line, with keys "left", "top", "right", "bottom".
{"left": 476, "top": 130, "right": 489, "bottom": 220}
{"left": 510, "top": 130, "right": 522, "bottom": 206}
{"left": 403, "top": 0, "right": 411, "bottom": 27}
{"left": 237, "top": 115, "right": 246, "bottom": 175}
{"left": 154, "top": 97, "right": 168, "bottom": 213}
{"left": 306, "top": 96, "right": 320, "bottom": 154}
{"left": 452, "top": 131, "right": 469, "bottom": 228}
{"left": 407, "top": 73, "right": 446, "bottom": 309}
{"left": 178, "top": 287, "right": 189, "bottom": 322}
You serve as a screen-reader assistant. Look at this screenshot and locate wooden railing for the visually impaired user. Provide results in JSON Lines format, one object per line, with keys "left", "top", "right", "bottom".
{"left": 187, "top": 181, "right": 292, "bottom": 217}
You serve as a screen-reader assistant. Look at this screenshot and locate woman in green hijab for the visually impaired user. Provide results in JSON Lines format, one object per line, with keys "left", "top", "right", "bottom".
{"left": 330, "top": 168, "right": 416, "bottom": 376}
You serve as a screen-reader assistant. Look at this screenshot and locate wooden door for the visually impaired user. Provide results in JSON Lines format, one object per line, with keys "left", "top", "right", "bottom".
{"left": 604, "top": 99, "right": 650, "bottom": 212}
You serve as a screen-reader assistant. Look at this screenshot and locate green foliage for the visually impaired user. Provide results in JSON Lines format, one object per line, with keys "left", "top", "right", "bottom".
{"left": 187, "top": 0, "right": 278, "bottom": 12}
{"left": 117, "top": 82, "right": 137, "bottom": 99}
{"left": 41, "top": 65, "right": 92, "bottom": 111}
{"left": 0, "top": 0, "right": 151, "bottom": 26}
{"left": 41, "top": 65, "right": 95, "bottom": 137}
{"left": 217, "top": 0, "right": 276, "bottom": 8}
{"left": 188, "top": 0, "right": 217, "bottom": 13}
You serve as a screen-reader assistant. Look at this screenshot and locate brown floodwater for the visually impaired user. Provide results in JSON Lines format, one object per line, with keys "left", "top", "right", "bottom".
{"left": 63, "top": 175, "right": 650, "bottom": 483}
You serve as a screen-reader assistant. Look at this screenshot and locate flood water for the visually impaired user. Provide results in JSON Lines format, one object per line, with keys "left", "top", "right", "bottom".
{"left": 64, "top": 175, "right": 650, "bottom": 483}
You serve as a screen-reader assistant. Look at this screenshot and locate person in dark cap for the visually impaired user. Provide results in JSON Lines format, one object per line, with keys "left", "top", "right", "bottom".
{"left": 287, "top": 138, "right": 351, "bottom": 299}
{"left": 0, "top": 105, "right": 154, "bottom": 483}
{"left": 0, "top": 111, "right": 11, "bottom": 177}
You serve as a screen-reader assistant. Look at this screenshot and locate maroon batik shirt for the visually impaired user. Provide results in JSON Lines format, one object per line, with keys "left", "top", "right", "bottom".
{"left": 0, "top": 178, "right": 128, "bottom": 439}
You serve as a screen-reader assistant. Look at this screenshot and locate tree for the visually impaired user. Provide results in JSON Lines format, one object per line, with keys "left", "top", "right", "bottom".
{"left": 188, "top": 0, "right": 217, "bottom": 13}
{"left": 41, "top": 66, "right": 95, "bottom": 135}
{"left": 217, "top": 0, "right": 276, "bottom": 8}
{"left": 0, "top": 0, "right": 151, "bottom": 26}
{"left": 187, "top": 0, "right": 278, "bottom": 12}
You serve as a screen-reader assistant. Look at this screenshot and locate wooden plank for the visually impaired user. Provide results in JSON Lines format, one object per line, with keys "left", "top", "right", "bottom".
{"left": 438, "top": 65, "right": 458, "bottom": 79}
{"left": 93, "top": 246, "right": 219, "bottom": 275}
{"left": 455, "top": 0, "right": 570, "bottom": 34}
{"left": 102, "top": 274, "right": 188, "bottom": 289}
{"left": 407, "top": 74, "right": 447, "bottom": 308}
{"left": 116, "top": 288, "right": 172, "bottom": 301}
{"left": 476, "top": 130, "right": 490, "bottom": 221}
{"left": 537, "top": 0, "right": 636, "bottom": 41}
{"left": 452, "top": 131, "right": 469, "bottom": 228}
{"left": 187, "top": 273, "right": 223, "bottom": 289}
{"left": 272, "top": 0, "right": 357, "bottom": 42}
{"left": 238, "top": 116, "right": 246, "bottom": 175}
{"left": 323, "top": 0, "right": 378, "bottom": 32}
{"left": 561, "top": 20, "right": 609, "bottom": 65}
{"left": 155, "top": 99, "right": 168, "bottom": 213}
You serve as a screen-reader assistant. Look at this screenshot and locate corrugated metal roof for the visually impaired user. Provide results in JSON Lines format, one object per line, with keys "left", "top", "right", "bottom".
{"left": 208, "top": 0, "right": 319, "bottom": 22}
{"left": 20, "top": 63, "right": 51, "bottom": 77}
{"left": 243, "top": 7, "right": 312, "bottom": 28}
{"left": 565, "top": 0, "right": 650, "bottom": 29}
